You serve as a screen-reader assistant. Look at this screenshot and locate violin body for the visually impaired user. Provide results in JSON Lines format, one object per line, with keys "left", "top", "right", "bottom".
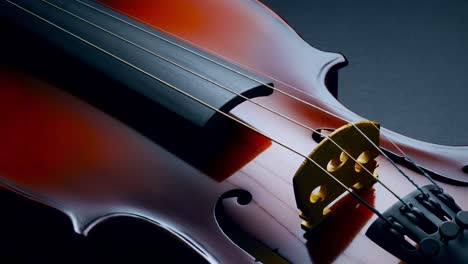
{"left": 0, "top": 0, "right": 466, "bottom": 263}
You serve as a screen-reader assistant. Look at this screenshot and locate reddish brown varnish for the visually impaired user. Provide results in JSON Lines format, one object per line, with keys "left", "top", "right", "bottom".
{"left": 0, "top": 1, "right": 467, "bottom": 263}
{"left": 97, "top": 0, "right": 468, "bottom": 184}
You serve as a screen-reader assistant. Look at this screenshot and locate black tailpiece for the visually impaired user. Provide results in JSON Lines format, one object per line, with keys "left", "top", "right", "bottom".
{"left": 366, "top": 185, "right": 467, "bottom": 264}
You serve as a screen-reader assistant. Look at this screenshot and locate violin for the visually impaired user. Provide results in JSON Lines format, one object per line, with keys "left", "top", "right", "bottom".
{"left": 0, "top": 0, "right": 467, "bottom": 263}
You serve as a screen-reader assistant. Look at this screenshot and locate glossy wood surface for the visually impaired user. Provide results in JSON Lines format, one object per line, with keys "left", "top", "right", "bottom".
{"left": 0, "top": 0, "right": 467, "bottom": 263}
{"left": 97, "top": 0, "right": 468, "bottom": 184}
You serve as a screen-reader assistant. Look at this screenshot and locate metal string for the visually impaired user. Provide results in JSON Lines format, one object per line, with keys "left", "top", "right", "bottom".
{"left": 5, "top": 0, "right": 394, "bottom": 225}
{"left": 367, "top": 122, "right": 442, "bottom": 196}
{"left": 41, "top": 0, "right": 408, "bottom": 205}
{"left": 73, "top": 0, "right": 438, "bottom": 196}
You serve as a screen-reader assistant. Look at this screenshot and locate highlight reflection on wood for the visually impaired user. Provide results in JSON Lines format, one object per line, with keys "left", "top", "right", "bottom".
{"left": 0, "top": 0, "right": 466, "bottom": 263}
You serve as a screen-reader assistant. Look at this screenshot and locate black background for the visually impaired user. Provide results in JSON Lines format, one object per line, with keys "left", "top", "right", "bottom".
{"left": 1, "top": 0, "right": 467, "bottom": 263}
{"left": 262, "top": 0, "right": 468, "bottom": 146}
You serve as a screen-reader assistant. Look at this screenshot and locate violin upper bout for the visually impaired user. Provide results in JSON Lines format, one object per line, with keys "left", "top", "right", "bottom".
{"left": 97, "top": 0, "right": 347, "bottom": 100}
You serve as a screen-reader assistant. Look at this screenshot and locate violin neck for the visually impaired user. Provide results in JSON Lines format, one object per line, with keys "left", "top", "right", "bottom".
{"left": 1, "top": 0, "right": 272, "bottom": 128}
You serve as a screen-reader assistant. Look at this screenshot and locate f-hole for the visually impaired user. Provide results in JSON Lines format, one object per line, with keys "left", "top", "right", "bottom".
{"left": 214, "top": 189, "right": 289, "bottom": 263}
{"left": 462, "top": 165, "right": 468, "bottom": 174}
{"left": 312, "top": 128, "right": 335, "bottom": 144}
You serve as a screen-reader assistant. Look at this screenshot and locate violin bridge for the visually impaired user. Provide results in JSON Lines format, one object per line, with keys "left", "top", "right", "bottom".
{"left": 293, "top": 121, "right": 380, "bottom": 231}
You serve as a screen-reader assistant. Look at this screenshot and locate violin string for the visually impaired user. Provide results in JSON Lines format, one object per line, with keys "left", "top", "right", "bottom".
{"left": 68, "top": 0, "right": 417, "bottom": 204}
{"left": 6, "top": 0, "right": 393, "bottom": 225}
{"left": 47, "top": 0, "right": 422, "bottom": 206}
{"left": 371, "top": 122, "right": 442, "bottom": 190}
{"left": 74, "top": 0, "right": 435, "bottom": 195}
{"left": 368, "top": 122, "right": 442, "bottom": 196}
{"left": 44, "top": 0, "right": 408, "bottom": 205}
